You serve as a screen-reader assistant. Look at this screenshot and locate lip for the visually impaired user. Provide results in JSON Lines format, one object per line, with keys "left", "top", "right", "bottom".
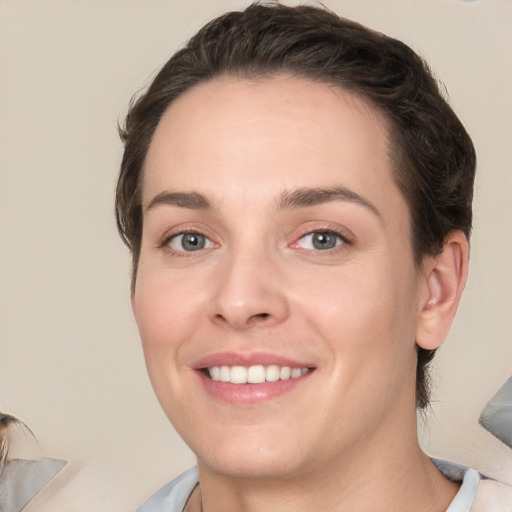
{"left": 192, "top": 351, "right": 313, "bottom": 370}
{"left": 192, "top": 351, "right": 315, "bottom": 406}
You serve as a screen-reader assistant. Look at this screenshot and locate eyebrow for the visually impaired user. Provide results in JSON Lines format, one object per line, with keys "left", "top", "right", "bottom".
{"left": 277, "top": 186, "right": 381, "bottom": 218}
{"left": 144, "top": 186, "right": 381, "bottom": 218}
{"left": 145, "top": 191, "right": 212, "bottom": 212}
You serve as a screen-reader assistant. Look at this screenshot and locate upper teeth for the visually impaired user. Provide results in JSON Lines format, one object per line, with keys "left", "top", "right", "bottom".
{"left": 208, "top": 365, "right": 309, "bottom": 384}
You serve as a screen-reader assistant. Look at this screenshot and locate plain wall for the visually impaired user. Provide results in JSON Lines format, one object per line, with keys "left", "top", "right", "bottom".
{"left": 1, "top": 0, "right": 511, "bottom": 509}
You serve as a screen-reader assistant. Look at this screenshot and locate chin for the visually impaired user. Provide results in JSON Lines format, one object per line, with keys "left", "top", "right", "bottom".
{"left": 199, "top": 449, "right": 304, "bottom": 480}
{"left": 186, "top": 426, "right": 309, "bottom": 480}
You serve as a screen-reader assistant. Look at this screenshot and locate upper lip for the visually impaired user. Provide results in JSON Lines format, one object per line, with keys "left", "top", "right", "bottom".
{"left": 192, "top": 351, "right": 314, "bottom": 370}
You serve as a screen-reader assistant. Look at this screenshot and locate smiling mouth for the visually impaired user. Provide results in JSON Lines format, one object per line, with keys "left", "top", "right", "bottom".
{"left": 203, "top": 365, "right": 312, "bottom": 384}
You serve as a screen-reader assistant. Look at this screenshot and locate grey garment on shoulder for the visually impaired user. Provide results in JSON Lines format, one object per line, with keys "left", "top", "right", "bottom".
{"left": 432, "top": 459, "right": 481, "bottom": 511}
{"left": 136, "top": 466, "right": 199, "bottom": 512}
{"left": 0, "top": 457, "right": 67, "bottom": 512}
{"left": 479, "top": 377, "right": 512, "bottom": 448}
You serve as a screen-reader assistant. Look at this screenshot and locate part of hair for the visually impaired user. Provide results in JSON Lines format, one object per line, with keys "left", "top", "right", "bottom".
{"left": 116, "top": 3, "right": 476, "bottom": 408}
{"left": 0, "top": 412, "right": 34, "bottom": 463}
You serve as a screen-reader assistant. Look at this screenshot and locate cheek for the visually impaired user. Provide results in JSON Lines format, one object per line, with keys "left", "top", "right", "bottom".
{"left": 292, "top": 260, "right": 419, "bottom": 375}
{"left": 132, "top": 267, "right": 208, "bottom": 366}
{"left": 132, "top": 270, "right": 209, "bottom": 427}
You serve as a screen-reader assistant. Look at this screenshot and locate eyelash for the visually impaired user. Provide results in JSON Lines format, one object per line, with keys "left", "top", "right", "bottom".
{"left": 159, "top": 225, "right": 353, "bottom": 256}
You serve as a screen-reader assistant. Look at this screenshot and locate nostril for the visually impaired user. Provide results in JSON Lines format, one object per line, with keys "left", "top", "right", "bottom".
{"left": 254, "top": 313, "right": 269, "bottom": 319}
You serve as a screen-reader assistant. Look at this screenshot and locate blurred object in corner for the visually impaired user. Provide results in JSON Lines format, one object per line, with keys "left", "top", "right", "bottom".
{"left": 0, "top": 411, "right": 66, "bottom": 512}
{"left": 479, "top": 377, "right": 512, "bottom": 449}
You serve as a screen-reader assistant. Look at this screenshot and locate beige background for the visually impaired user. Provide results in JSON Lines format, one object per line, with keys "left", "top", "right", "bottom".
{"left": 1, "top": 0, "right": 511, "bottom": 510}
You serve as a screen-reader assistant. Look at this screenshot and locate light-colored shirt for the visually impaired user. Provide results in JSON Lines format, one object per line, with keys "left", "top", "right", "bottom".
{"left": 136, "top": 459, "right": 512, "bottom": 511}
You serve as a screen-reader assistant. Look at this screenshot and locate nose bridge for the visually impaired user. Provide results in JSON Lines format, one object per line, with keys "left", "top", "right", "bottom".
{"left": 211, "top": 237, "right": 288, "bottom": 329}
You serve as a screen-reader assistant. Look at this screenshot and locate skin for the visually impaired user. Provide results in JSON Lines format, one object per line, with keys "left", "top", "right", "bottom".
{"left": 132, "top": 75, "right": 468, "bottom": 511}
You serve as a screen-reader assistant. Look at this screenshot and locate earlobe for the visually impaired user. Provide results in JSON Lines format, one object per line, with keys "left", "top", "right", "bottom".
{"left": 416, "top": 231, "right": 469, "bottom": 350}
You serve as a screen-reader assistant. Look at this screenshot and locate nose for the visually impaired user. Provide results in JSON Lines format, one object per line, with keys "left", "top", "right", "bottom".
{"left": 209, "top": 245, "right": 289, "bottom": 330}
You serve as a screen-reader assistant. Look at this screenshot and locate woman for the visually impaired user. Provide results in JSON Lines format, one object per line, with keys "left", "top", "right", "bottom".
{"left": 116, "top": 4, "right": 512, "bottom": 511}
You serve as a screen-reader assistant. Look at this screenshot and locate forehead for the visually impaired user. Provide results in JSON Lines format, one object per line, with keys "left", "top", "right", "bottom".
{"left": 143, "top": 75, "right": 404, "bottom": 223}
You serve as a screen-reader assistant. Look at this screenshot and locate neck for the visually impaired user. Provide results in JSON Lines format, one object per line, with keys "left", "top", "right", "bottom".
{"left": 190, "top": 414, "right": 459, "bottom": 512}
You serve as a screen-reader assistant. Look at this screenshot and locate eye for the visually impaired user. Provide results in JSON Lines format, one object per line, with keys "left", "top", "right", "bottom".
{"left": 296, "top": 231, "right": 344, "bottom": 251}
{"left": 167, "top": 232, "right": 214, "bottom": 252}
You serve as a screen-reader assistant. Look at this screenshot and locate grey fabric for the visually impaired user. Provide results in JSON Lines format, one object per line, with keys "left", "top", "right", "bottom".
{"left": 0, "top": 457, "right": 67, "bottom": 512}
{"left": 136, "top": 461, "right": 482, "bottom": 512}
{"left": 136, "top": 466, "right": 198, "bottom": 512}
{"left": 479, "top": 377, "right": 512, "bottom": 448}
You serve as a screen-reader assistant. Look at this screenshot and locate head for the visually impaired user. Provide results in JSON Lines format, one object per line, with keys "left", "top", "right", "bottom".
{"left": 117, "top": 4, "right": 474, "bottom": 421}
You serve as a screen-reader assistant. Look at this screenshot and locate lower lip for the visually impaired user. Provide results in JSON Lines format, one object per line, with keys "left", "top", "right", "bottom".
{"left": 197, "top": 371, "right": 312, "bottom": 406}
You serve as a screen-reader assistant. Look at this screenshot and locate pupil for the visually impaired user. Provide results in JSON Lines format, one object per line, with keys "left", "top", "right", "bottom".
{"left": 183, "top": 233, "right": 205, "bottom": 251}
{"left": 313, "top": 232, "right": 336, "bottom": 250}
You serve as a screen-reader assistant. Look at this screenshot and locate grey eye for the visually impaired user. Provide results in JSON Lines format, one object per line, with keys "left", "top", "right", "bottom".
{"left": 170, "top": 233, "right": 208, "bottom": 251}
{"left": 298, "top": 232, "right": 342, "bottom": 250}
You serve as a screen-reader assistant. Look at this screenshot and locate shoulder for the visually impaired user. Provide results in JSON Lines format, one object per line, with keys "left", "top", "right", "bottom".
{"left": 136, "top": 466, "right": 199, "bottom": 512}
{"left": 432, "top": 458, "right": 512, "bottom": 512}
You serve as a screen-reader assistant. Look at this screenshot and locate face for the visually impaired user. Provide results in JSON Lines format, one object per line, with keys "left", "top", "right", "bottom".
{"left": 132, "top": 76, "right": 429, "bottom": 480}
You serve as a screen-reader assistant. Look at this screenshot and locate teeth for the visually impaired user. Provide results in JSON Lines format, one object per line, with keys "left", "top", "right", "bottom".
{"left": 210, "top": 366, "right": 220, "bottom": 380}
{"left": 280, "top": 366, "right": 291, "bottom": 380}
{"left": 207, "top": 365, "right": 310, "bottom": 384}
{"left": 230, "top": 366, "right": 247, "bottom": 384}
{"left": 220, "top": 366, "right": 230, "bottom": 382}
{"left": 265, "top": 365, "right": 280, "bottom": 382}
{"left": 247, "top": 365, "right": 265, "bottom": 384}
{"left": 291, "top": 368, "right": 302, "bottom": 379}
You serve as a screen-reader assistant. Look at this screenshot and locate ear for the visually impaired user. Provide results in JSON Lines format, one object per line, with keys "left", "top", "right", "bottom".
{"left": 416, "top": 231, "right": 469, "bottom": 350}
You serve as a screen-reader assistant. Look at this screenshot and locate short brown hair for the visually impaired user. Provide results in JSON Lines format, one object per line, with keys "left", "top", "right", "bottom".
{"left": 116, "top": 4, "right": 476, "bottom": 408}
